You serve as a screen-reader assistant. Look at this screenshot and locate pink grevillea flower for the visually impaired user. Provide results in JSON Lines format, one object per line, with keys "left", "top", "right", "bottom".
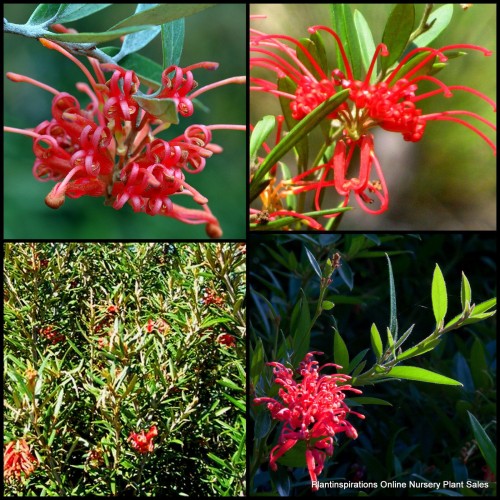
{"left": 254, "top": 352, "right": 365, "bottom": 490}
{"left": 128, "top": 425, "right": 158, "bottom": 454}
{"left": 4, "top": 439, "right": 38, "bottom": 481}
{"left": 5, "top": 35, "right": 245, "bottom": 237}
{"left": 250, "top": 20, "right": 496, "bottom": 215}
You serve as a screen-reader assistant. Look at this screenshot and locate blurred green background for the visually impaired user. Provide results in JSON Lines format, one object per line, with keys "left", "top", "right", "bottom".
{"left": 250, "top": 4, "right": 496, "bottom": 230}
{"left": 4, "top": 4, "right": 246, "bottom": 239}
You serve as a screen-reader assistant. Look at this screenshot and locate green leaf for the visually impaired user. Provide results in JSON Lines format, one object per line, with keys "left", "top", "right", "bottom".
{"left": 250, "top": 116, "right": 275, "bottom": 164}
{"left": 53, "top": 387, "right": 65, "bottom": 420}
{"left": 370, "top": 323, "right": 383, "bottom": 360}
{"left": 347, "top": 349, "right": 369, "bottom": 374}
{"left": 467, "top": 412, "right": 496, "bottom": 476}
{"left": 55, "top": 4, "right": 112, "bottom": 24}
{"left": 333, "top": 329, "right": 350, "bottom": 371}
{"left": 331, "top": 4, "right": 363, "bottom": 80}
{"left": 162, "top": 18, "right": 185, "bottom": 69}
{"left": 322, "top": 300, "right": 335, "bottom": 311}
{"left": 110, "top": 4, "right": 215, "bottom": 30}
{"left": 250, "top": 89, "right": 350, "bottom": 197}
{"left": 386, "top": 254, "right": 398, "bottom": 339}
{"left": 388, "top": 51, "right": 437, "bottom": 85}
{"left": 304, "top": 246, "right": 322, "bottom": 278}
{"left": 381, "top": 4, "right": 415, "bottom": 72}
{"left": 113, "top": 5, "right": 163, "bottom": 62}
{"left": 386, "top": 366, "right": 462, "bottom": 386}
{"left": 277, "top": 77, "right": 309, "bottom": 171}
{"left": 44, "top": 25, "right": 157, "bottom": 44}
{"left": 354, "top": 9, "right": 377, "bottom": 82}
{"left": 432, "top": 263, "right": 448, "bottom": 326}
{"left": 27, "top": 4, "right": 61, "bottom": 26}
{"left": 461, "top": 271, "right": 472, "bottom": 310}
{"left": 396, "top": 337, "right": 441, "bottom": 362}
{"left": 412, "top": 4, "right": 454, "bottom": 48}
{"left": 349, "top": 396, "right": 392, "bottom": 406}
{"left": 132, "top": 93, "right": 179, "bottom": 124}
{"left": 290, "top": 290, "right": 311, "bottom": 365}
{"left": 471, "top": 297, "right": 496, "bottom": 315}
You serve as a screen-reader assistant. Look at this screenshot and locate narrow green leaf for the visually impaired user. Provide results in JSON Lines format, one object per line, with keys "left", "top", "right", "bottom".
{"left": 55, "top": 4, "right": 112, "bottom": 24}
{"left": 412, "top": 4, "right": 454, "bottom": 48}
{"left": 381, "top": 4, "right": 415, "bottom": 71}
{"left": 432, "top": 263, "right": 448, "bottom": 326}
{"left": 333, "top": 330, "right": 350, "bottom": 371}
{"left": 386, "top": 366, "right": 462, "bottom": 386}
{"left": 110, "top": 4, "right": 215, "bottom": 30}
{"left": 250, "top": 116, "right": 276, "bottom": 163}
{"left": 370, "top": 323, "right": 383, "bottom": 360}
{"left": 45, "top": 25, "right": 157, "bottom": 43}
{"left": 347, "top": 349, "right": 369, "bottom": 374}
{"left": 388, "top": 51, "right": 437, "bottom": 85}
{"left": 467, "top": 412, "right": 496, "bottom": 476}
{"left": 354, "top": 9, "right": 377, "bottom": 82}
{"left": 386, "top": 254, "right": 398, "bottom": 339}
{"left": 396, "top": 338, "right": 441, "bottom": 362}
{"left": 291, "top": 290, "right": 311, "bottom": 365}
{"left": 113, "top": 6, "right": 162, "bottom": 62}
{"left": 304, "top": 247, "right": 322, "bottom": 278}
{"left": 277, "top": 77, "right": 309, "bottom": 171}
{"left": 331, "top": 4, "right": 363, "bottom": 79}
{"left": 53, "top": 387, "right": 65, "bottom": 420}
{"left": 461, "top": 272, "right": 472, "bottom": 310}
{"left": 162, "top": 18, "right": 185, "bottom": 69}
{"left": 349, "top": 396, "right": 392, "bottom": 406}
{"left": 250, "top": 89, "right": 349, "bottom": 196}
{"left": 471, "top": 297, "right": 496, "bottom": 315}
{"left": 27, "top": 4, "right": 61, "bottom": 26}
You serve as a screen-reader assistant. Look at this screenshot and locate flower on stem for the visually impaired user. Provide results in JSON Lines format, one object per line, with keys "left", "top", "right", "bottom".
{"left": 254, "top": 352, "right": 364, "bottom": 490}
{"left": 5, "top": 34, "right": 246, "bottom": 237}
{"left": 128, "top": 425, "right": 158, "bottom": 454}
{"left": 4, "top": 439, "right": 38, "bottom": 481}
{"left": 217, "top": 332, "right": 236, "bottom": 348}
{"left": 250, "top": 18, "right": 496, "bottom": 219}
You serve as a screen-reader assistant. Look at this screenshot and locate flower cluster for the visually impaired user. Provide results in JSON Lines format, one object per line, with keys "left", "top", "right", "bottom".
{"left": 145, "top": 317, "right": 170, "bottom": 334}
{"left": 250, "top": 18, "right": 496, "bottom": 227}
{"left": 40, "top": 325, "right": 65, "bottom": 344}
{"left": 203, "top": 288, "right": 225, "bottom": 307}
{"left": 4, "top": 439, "right": 38, "bottom": 481}
{"left": 254, "top": 352, "right": 365, "bottom": 490}
{"left": 5, "top": 33, "right": 245, "bottom": 237}
{"left": 217, "top": 332, "right": 236, "bottom": 348}
{"left": 128, "top": 425, "right": 158, "bottom": 454}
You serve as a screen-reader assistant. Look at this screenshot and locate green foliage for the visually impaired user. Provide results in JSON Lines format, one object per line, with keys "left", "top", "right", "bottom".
{"left": 4, "top": 243, "right": 246, "bottom": 496}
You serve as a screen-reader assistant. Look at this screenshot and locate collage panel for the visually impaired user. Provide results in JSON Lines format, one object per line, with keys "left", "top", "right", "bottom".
{"left": 3, "top": 242, "right": 246, "bottom": 496}
{"left": 249, "top": 233, "right": 496, "bottom": 496}
{"left": 4, "top": 4, "right": 246, "bottom": 239}
{"left": 250, "top": 4, "right": 496, "bottom": 231}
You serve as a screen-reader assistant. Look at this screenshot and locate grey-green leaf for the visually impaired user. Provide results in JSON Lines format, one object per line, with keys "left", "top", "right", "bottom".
{"left": 27, "top": 4, "right": 61, "bottom": 26}
{"left": 110, "top": 4, "right": 215, "bottom": 30}
{"left": 162, "top": 18, "right": 185, "bottom": 69}
{"left": 55, "top": 4, "right": 112, "bottom": 24}
{"left": 132, "top": 93, "right": 179, "bottom": 124}
{"left": 305, "top": 247, "right": 322, "bottom": 279}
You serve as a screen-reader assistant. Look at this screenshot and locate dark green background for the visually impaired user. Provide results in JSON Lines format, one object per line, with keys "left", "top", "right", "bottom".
{"left": 4, "top": 4, "right": 246, "bottom": 239}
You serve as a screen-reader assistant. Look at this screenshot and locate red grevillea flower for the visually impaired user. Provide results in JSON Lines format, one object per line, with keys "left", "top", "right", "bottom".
{"left": 4, "top": 439, "right": 38, "bottom": 481}
{"left": 217, "top": 332, "right": 236, "bottom": 348}
{"left": 250, "top": 19, "right": 496, "bottom": 216}
{"left": 5, "top": 33, "right": 245, "bottom": 237}
{"left": 40, "top": 325, "right": 65, "bottom": 344}
{"left": 254, "top": 352, "right": 365, "bottom": 490}
{"left": 128, "top": 425, "right": 158, "bottom": 454}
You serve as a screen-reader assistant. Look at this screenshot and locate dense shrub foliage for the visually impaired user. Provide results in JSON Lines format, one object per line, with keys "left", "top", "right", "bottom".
{"left": 4, "top": 242, "right": 246, "bottom": 496}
